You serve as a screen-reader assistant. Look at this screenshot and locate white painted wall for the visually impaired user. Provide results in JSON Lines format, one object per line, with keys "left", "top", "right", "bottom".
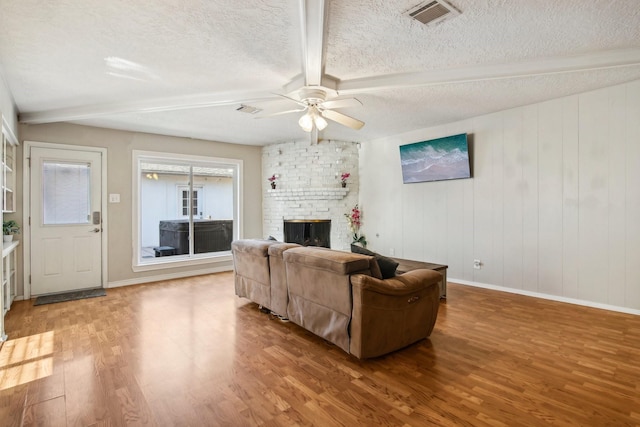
{"left": 360, "top": 79, "right": 640, "bottom": 312}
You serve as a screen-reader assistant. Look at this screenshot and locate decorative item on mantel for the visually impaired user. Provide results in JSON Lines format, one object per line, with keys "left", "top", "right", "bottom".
{"left": 3, "top": 220, "right": 20, "bottom": 243}
{"left": 268, "top": 174, "right": 277, "bottom": 189}
{"left": 340, "top": 172, "right": 350, "bottom": 188}
{"left": 345, "top": 204, "right": 366, "bottom": 247}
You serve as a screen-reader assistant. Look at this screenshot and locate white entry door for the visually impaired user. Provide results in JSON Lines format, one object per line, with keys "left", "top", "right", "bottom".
{"left": 30, "top": 146, "right": 103, "bottom": 295}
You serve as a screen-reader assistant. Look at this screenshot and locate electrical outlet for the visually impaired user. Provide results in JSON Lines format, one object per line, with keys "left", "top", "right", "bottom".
{"left": 473, "top": 259, "right": 481, "bottom": 269}
{"left": 389, "top": 248, "right": 395, "bottom": 256}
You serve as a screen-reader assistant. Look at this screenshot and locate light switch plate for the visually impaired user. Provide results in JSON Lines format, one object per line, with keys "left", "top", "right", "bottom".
{"left": 109, "top": 193, "right": 120, "bottom": 203}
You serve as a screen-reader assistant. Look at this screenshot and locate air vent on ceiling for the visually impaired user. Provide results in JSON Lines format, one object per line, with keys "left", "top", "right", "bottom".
{"left": 236, "top": 104, "right": 262, "bottom": 114}
{"left": 405, "top": 0, "right": 460, "bottom": 26}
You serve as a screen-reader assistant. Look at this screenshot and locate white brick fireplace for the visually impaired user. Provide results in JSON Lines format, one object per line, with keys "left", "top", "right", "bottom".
{"left": 262, "top": 140, "right": 360, "bottom": 250}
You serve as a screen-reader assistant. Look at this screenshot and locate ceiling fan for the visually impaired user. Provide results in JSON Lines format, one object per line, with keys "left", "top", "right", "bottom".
{"left": 250, "top": 0, "right": 370, "bottom": 144}
{"left": 259, "top": 88, "right": 364, "bottom": 133}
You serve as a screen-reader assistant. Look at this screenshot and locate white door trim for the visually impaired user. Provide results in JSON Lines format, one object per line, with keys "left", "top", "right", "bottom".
{"left": 23, "top": 141, "right": 108, "bottom": 299}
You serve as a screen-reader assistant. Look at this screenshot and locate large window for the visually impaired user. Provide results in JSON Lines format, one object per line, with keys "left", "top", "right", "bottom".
{"left": 133, "top": 151, "right": 242, "bottom": 270}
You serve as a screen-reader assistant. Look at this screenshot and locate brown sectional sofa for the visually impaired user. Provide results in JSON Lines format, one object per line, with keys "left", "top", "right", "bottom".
{"left": 267, "top": 242, "right": 300, "bottom": 317}
{"left": 231, "top": 239, "right": 276, "bottom": 310}
{"left": 231, "top": 239, "right": 442, "bottom": 359}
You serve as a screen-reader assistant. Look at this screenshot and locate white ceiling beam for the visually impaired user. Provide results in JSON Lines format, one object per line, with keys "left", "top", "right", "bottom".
{"left": 336, "top": 48, "right": 640, "bottom": 94}
{"left": 22, "top": 47, "right": 640, "bottom": 125}
{"left": 300, "top": 0, "right": 326, "bottom": 87}
{"left": 19, "top": 90, "right": 280, "bottom": 124}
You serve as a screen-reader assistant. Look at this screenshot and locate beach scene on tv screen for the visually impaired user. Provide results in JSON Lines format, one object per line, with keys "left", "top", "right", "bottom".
{"left": 399, "top": 133, "right": 471, "bottom": 183}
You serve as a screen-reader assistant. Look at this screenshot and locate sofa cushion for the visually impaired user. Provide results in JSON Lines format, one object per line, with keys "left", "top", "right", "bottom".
{"left": 231, "top": 239, "right": 278, "bottom": 257}
{"left": 284, "top": 247, "right": 370, "bottom": 274}
{"left": 350, "top": 245, "right": 399, "bottom": 279}
{"left": 284, "top": 246, "right": 382, "bottom": 353}
{"left": 268, "top": 242, "right": 300, "bottom": 258}
{"left": 267, "top": 243, "right": 300, "bottom": 317}
{"left": 231, "top": 239, "right": 279, "bottom": 309}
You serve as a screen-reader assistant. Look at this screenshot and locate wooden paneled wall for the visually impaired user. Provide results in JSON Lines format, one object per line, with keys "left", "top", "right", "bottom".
{"left": 360, "top": 79, "right": 640, "bottom": 312}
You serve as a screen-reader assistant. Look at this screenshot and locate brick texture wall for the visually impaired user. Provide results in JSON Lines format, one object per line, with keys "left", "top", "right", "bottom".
{"left": 262, "top": 140, "right": 360, "bottom": 250}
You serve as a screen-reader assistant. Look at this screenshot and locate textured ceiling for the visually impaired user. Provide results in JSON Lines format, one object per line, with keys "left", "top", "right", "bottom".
{"left": 325, "top": 0, "right": 640, "bottom": 78}
{"left": 1, "top": 0, "right": 640, "bottom": 145}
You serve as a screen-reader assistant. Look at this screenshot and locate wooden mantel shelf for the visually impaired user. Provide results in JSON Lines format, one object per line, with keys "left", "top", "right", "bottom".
{"left": 267, "top": 187, "right": 349, "bottom": 201}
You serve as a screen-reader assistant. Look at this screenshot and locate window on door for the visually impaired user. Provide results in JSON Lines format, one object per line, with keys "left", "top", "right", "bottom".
{"left": 42, "top": 162, "right": 91, "bottom": 225}
{"left": 133, "top": 151, "right": 242, "bottom": 270}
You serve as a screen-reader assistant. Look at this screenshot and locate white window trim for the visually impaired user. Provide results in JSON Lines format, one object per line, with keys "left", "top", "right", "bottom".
{"left": 132, "top": 150, "right": 242, "bottom": 272}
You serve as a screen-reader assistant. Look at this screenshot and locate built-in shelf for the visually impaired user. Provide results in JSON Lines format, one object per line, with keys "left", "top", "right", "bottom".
{"left": 267, "top": 187, "right": 349, "bottom": 201}
{"left": 2, "top": 240, "right": 18, "bottom": 325}
{"left": 2, "top": 125, "right": 16, "bottom": 213}
{"left": 1, "top": 117, "right": 19, "bottom": 342}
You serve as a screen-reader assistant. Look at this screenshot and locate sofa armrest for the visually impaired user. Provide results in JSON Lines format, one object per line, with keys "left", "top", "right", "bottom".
{"left": 349, "top": 269, "right": 441, "bottom": 359}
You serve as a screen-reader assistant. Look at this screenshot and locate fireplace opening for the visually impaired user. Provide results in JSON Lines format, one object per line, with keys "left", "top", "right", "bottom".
{"left": 283, "top": 219, "right": 331, "bottom": 248}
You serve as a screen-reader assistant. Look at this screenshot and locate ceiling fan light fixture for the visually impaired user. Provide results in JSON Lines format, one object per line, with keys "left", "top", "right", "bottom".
{"left": 299, "top": 105, "right": 327, "bottom": 132}
{"left": 299, "top": 113, "right": 314, "bottom": 132}
{"left": 314, "top": 114, "right": 328, "bottom": 131}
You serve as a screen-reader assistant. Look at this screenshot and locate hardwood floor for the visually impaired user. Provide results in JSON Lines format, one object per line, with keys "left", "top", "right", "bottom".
{"left": 1, "top": 272, "right": 639, "bottom": 426}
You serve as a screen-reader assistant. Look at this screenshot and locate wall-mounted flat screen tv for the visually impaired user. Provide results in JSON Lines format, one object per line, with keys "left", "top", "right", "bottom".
{"left": 399, "top": 133, "right": 471, "bottom": 183}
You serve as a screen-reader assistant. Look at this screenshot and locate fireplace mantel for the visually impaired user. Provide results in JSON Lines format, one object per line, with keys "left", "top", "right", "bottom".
{"left": 267, "top": 187, "right": 349, "bottom": 201}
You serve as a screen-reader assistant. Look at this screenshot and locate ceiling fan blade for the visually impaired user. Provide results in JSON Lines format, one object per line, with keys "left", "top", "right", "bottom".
{"left": 256, "top": 107, "right": 306, "bottom": 118}
{"left": 321, "top": 109, "right": 365, "bottom": 130}
{"left": 275, "top": 93, "right": 307, "bottom": 107}
{"left": 319, "top": 98, "right": 362, "bottom": 110}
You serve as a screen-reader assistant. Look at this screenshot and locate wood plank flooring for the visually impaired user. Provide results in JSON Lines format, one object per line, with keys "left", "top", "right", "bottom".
{"left": 1, "top": 272, "right": 639, "bottom": 426}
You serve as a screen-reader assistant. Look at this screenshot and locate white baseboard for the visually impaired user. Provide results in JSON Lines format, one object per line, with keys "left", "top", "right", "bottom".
{"left": 107, "top": 266, "right": 233, "bottom": 288}
{"left": 449, "top": 278, "right": 640, "bottom": 316}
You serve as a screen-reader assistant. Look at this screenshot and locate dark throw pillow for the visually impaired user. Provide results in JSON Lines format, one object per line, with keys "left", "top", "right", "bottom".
{"left": 350, "top": 244, "right": 398, "bottom": 279}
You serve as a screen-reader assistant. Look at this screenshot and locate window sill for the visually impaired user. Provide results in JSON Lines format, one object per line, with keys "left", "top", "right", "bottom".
{"left": 132, "top": 252, "right": 233, "bottom": 272}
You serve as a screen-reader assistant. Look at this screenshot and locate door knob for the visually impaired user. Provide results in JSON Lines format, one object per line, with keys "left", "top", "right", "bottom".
{"left": 89, "top": 228, "right": 101, "bottom": 233}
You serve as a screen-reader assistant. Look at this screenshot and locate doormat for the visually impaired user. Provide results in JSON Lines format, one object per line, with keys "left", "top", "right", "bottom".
{"left": 34, "top": 288, "right": 106, "bottom": 306}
